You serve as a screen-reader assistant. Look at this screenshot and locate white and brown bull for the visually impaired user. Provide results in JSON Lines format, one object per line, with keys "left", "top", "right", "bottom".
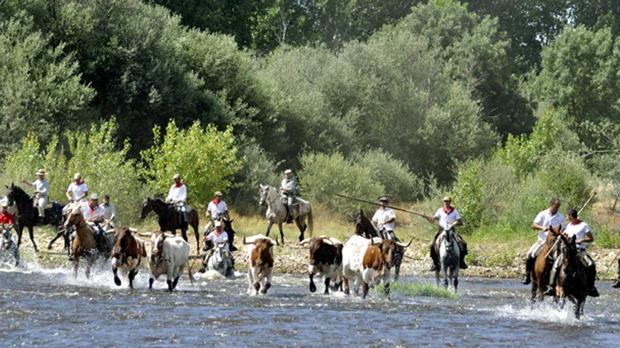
{"left": 148, "top": 232, "right": 190, "bottom": 292}
{"left": 299, "top": 236, "right": 343, "bottom": 294}
{"left": 342, "top": 234, "right": 412, "bottom": 299}
{"left": 243, "top": 234, "right": 277, "bottom": 295}
{"left": 111, "top": 227, "right": 146, "bottom": 289}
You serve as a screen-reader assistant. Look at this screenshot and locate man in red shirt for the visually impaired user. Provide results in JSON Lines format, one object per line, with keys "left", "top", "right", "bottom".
{"left": 0, "top": 200, "right": 16, "bottom": 225}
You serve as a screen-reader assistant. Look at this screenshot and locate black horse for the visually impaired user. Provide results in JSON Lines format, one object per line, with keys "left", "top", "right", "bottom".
{"left": 6, "top": 184, "right": 65, "bottom": 252}
{"left": 140, "top": 197, "right": 200, "bottom": 250}
{"left": 354, "top": 209, "right": 405, "bottom": 281}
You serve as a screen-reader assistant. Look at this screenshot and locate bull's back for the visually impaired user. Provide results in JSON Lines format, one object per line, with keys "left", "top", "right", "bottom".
{"left": 342, "top": 235, "right": 370, "bottom": 275}
{"left": 164, "top": 237, "right": 190, "bottom": 265}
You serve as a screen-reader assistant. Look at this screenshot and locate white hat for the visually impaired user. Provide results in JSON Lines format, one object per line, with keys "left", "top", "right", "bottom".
{"left": 90, "top": 193, "right": 99, "bottom": 200}
{"left": 172, "top": 173, "right": 181, "bottom": 180}
{"left": 74, "top": 173, "right": 81, "bottom": 180}
{"left": 0, "top": 200, "right": 8, "bottom": 208}
{"left": 214, "top": 191, "right": 223, "bottom": 197}
{"left": 36, "top": 169, "right": 46, "bottom": 176}
{"left": 284, "top": 169, "right": 293, "bottom": 175}
{"left": 214, "top": 220, "right": 222, "bottom": 228}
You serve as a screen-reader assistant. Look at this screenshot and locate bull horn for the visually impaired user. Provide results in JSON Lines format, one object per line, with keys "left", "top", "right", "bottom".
{"left": 129, "top": 228, "right": 138, "bottom": 233}
{"left": 322, "top": 238, "right": 333, "bottom": 246}
{"left": 328, "top": 237, "right": 343, "bottom": 245}
{"left": 137, "top": 232, "right": 152, "bottom": 238}
{"left": 243, "top": 236, "right": 254, "bottom": 245}
{"left": 396, "top": 237, "right": 414, "bottom": 248}
{"left": 299, "top": 238, "right": 312, "bottom": 246}
{"left": 268, "top": 237, "right": 279, "bottom": 246}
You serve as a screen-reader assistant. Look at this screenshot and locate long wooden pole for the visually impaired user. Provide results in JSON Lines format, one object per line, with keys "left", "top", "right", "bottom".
{"left": 334, "top": 193, "right": 431, "bottom": 219}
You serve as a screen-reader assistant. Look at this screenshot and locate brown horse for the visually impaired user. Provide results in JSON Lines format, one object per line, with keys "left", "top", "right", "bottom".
{"left": 556, "top": 235, "right": 589, "bottom": 319}
{"left": 65, "top": 203, "right": 98, "bottom": 277}
{"left": 531, "top": 227, "right": 561, "bottom": 303}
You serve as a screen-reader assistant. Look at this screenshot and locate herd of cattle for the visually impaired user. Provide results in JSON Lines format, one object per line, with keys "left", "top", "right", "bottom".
{"left": 109, "top": 228, "right": 411, "bottom": 297}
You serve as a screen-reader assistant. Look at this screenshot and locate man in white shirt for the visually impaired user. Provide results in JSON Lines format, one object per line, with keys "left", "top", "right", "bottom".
{"left": 545, "top": 208, "right": 599, "bottom": 297}
{"left": 101, "top": 194, "right": 117, "bottom": 230}
{"left": 425, "top": 196, "right": 468, "bottom": 271}
{"left": 280, "top": 169, "right": 297, "bottom": 223}
{"left": 166, "top": 174, "right": 187, "bottom": 224}
{"left": 205, "top": 191, "right": 229, "bottom": 230}
{"left": 372, "top": 196, "right": 396, "bottom": 240}
{"left": 23, "top": 169, "right": 48, "bottom": 220}
{"left": 200, "top": 220, "right": 234, "bottom": 273}
{"left": 522, "top": 198, "right": 564, "bottom": 285}
{"left": 66, "top": 173, "right": 89, "bottom": 202}
{"left": 80, "top": 193, "right": 107, "bottom": 248}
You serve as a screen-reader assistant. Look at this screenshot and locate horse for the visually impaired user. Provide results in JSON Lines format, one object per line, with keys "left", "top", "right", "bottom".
{"left": 140, "top": 197, "right": 200, "bottom": 251}
{"left": 201, "top": 242, "right": 234, "bottom": 278}
{"left": 354, "top": 210, "right": 406, "bottom": 281}
{"left": 205, "top": 217, "right": 237, "bottom": 251}
{"left": 434, "top": 226, "right": 460, "bottom": 292}
{"left": 0, "top": 225, "right": 20, "bottom": 267}
{"left": 64, "top": 203, "right": 113, "bottom": 277}
{"left": 6, "top": 184, "right": 65, "bottom": 252}
{"left": 556, "top": 235, "right": 589, "bottom": 319}
{"left": 531, "top": 227, "right": 561, "bottom": 303}
{"left": 258, "top": 184, "right": 313, "bottom": 244}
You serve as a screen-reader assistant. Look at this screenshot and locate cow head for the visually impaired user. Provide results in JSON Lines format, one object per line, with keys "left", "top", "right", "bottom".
{"left": 150, "top": 232, "right": 167, "bottom": 262}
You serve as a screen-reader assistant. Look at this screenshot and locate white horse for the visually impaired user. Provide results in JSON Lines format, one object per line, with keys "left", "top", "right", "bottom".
{"left": 202, "top": 242, "right": 234, "bottom": 278}
{"left": 258, "top": 184, "right": 313, "bottom": 244}
{"left": 435, "top": 226, "right": 460, "bottom": 292}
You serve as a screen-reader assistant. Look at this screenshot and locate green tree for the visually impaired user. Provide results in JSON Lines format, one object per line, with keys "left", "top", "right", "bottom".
{"left": 141, "top": 121, "right": 242, "bottom": 207}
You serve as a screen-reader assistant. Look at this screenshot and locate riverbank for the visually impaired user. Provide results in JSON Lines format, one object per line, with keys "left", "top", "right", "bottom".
{"left": 17, "top": 204, "right": 620, "bottom": 281}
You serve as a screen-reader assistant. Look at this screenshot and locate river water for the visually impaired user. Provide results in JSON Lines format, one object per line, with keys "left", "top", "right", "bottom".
{"left": 0, "top": 261, "right": 618, "bottom": 347}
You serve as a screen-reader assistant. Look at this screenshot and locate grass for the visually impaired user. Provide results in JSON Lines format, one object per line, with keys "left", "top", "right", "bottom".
{"left": 375, "top": 281, "right": 459, "bottom": 299}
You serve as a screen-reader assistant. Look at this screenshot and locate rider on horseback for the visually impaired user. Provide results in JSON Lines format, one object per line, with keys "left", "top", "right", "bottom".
{"left": 22, "top": 169, "right": 48, "bottom": 222}
{"left": 372, "top": 196, "right": 396, "bottom": 240}
{"left": 200, "top": 220, "right": 234, "bottom": 272}
{"left": 522, "top": 198, "right": 564, "bottom": 285}
{"left": 205, "top": 191, "right": 229, "bottom": 232}
{"left": 80, "top": 194, "right": 107, "bottom": 250}
{"left": 166, "top": 174, "right": 188, "bottom": 225}
{"left": 0, "top": 200, "right": 17, "bottom": 232}
{"left": 280, "top": 169, "right": 297, "bottom": 224}
{"left": 101, "top": 194, "right": 117, "bottom": 230}
{"left": 426, "top": 196, "right": 468, "bottom": 271}
{"left": 544, "top": 208, "right": 599, "bottom": 297}
{"left": 66, "top": 173, "right": 89, "bottom": 203}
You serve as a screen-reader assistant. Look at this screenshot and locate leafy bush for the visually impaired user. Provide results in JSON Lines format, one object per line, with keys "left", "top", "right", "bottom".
{"left": 451, "top": 160, "right": 485, "bottom": 233}
{"left": 298, "top": 152, "right": 384, "bottom": 218}
{"left": 354, "top": 149, "right": 423, "bottom": 202}
{"left": 141, "top": 120, "right": 242, "bottom": 207}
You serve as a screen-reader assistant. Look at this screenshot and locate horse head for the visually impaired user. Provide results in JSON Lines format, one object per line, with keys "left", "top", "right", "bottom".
{"left": 259, "top": 184, "right": 274, "bottom": 206}
{"left": 355, "top": 210, "right": 378, "bottom": 238}
{"left": 64, "top": 202, "right": 84, "bottom": 228}
{"left": 6, "top": 183, "right": 28, "bottom": 207}
{"left": 140, "top": 198, "right": 154, "bottom": 219}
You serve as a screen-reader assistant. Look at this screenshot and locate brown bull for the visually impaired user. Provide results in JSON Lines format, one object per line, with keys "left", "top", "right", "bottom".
{"left": 112, "top": 227, "right": 146, "bottom": 289}
{"left": 299, "top": 236, "right": 343, "bottom": 294}
{"left": 244, "top": 234, "right": 277, "bottom": 295}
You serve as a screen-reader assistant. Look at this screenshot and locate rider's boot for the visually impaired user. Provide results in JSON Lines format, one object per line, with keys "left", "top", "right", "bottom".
{"left": 522, "top": 257, "right": 534, "bottom": 285}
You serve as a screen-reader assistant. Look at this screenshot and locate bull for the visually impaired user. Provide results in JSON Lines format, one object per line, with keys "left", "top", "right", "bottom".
{"left": 148, "top": 232, "right": 190, "bottom": 292}
{"left": 243, "top": 234, "right": 277, "bottom": 295}
{"left": 299, "top": 236, "right": 343, "bottom": 294}
{"left": 111, "top": 227, "right": 146, "bottom": 289}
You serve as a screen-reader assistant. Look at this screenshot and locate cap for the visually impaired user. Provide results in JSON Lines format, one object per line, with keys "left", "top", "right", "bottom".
{"left": 36, "top": 169, "right": 46, "bottom": 176}
{"left": 90, "top": 193, "right": 99, "bottom": 200}
{"left": 214, "top": 191, "right": 223, "bottom": 197}
{"left": 214, "top": 220, "right": 223, "bottom": 228}
{"left": 378, "top": 195, "right": 389, "bottom": 202}
{"left": 284, "top": 169, "right": 293, "bottom": 175}
{"left": 74, "top": 173, "right": 81, "bottom": 180}
{"left": 443, "top": 196, "right": 452, "bottom": 202}
{"left": 172, "top": 174, "right": 181, "bottom": 180}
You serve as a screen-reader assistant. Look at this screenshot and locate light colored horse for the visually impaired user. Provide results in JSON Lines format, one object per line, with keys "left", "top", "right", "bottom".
{"left": 203, "top": 242, "right": 234, "bottom": 278}
{"left": 435, "top": 227, "right": 460, "bottom": 292}
{"left": 258, "top": 184, "right": 313, "bottom": 244}
{"left": 0, "top": 225, "right": 19, "bottom": 267}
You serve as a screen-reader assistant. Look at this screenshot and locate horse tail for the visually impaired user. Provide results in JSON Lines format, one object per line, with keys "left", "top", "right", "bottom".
{"left": 307, "top": 207, "right": 313, "bottom": 237}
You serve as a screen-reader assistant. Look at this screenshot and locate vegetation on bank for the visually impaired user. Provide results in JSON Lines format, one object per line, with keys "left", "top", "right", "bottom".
{"left": 1, "top": 0, "right": 620, "bottom": 248}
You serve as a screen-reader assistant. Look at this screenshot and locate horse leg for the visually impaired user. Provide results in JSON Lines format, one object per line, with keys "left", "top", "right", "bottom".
{"left": 113, "top": 266, "right": 121, "bottom": 286}
{"left": 180, "top": 228, "right": 188, "bottom": 243}
{"left": 149, "top": 277, "right": 155, "bottom": 290}
{"left": 454, "top": 272, "right": 459, "bottom": 293}
{"left": 28, "top": 226, "right": 38, "bottom": 252}
{"left": 47, "top": 230, "right": 65, "bottom": 250}
{"left": 362, "top": 282, "right": 370, "bottom": 299}
{"left": 128, "top": 269, "right": 138, "bottom": 290}
{"left": 343, "top": 277, "right": 350, "bottom": 295}
{"left": 73, "top": 257, "right": 78, "bottom": 277}
{"left": 295, "top": 218, "right": 305, "bottom": 242}
{"left": 278, "top": 223, "right": 285, "bottom": 245}
{"left": 309, "top": 272, "right": 316, "bottom": 293}
{"left": 192, "top": 222, "right": 200, "bottom": 252}
{"left": 265, "top": 221, "right": 273, "bottom": 237}
{"left": 324, "top": 277, "right": 330, "bottom": 295}
{"left": 16, "top": 225, "right": 23, "bottom": 249}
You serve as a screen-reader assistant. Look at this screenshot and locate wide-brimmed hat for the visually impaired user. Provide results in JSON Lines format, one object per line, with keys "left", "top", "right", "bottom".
{"left": 378, "top": 195, "right": 390, "bottom": 202}
{"left": 0, "top": 200, "right": 8, "bottom": 208}
{"left": 284, "top": 169, "right": 293, "bottom": 175}
{"left": 214, "top": 191, "right": 223, "bottom": 197}
{"left": 443, "top": 196, "right": 452, "bottom": 202}
{"left": 90, "top": 193, "right": 99, "bottom": 200}
{"left": 172, "top": 173, "right": 181, "bottom": 180}
{"left": 214, "top": 220, "right": 222, "bottom": 228}
{"left": 36, "top": 169, "right": 46, "bottom": 176}
{"left": 74, "top": 173, "right": 81, "bottom": 180}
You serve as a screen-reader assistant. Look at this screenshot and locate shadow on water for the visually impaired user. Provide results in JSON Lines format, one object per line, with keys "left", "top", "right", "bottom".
{"left": 0, "top": 262, "right": 619, "bottom": 346}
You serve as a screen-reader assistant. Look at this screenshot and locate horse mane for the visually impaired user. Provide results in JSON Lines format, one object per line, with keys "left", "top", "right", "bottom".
{"left": 9, "top": 185, "right": 29, "bottom": 200}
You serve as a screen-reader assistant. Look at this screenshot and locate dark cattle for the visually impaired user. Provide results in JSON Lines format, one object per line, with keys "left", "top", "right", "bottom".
{"left": 299, "top": 236, "right": 343, "bottom": 294}
{"left": 111, "top": 227, "right": 147, "bottom": 289}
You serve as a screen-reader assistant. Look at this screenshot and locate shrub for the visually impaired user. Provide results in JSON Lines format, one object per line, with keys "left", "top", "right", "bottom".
{"left": 141, "top": 120, "right": 243, "bottom": 207}
{"left": 451, "top": 160, "right": 484, "bottom": 233}
{"left": 298, "top": 152, "right": 384, "bottom": 218}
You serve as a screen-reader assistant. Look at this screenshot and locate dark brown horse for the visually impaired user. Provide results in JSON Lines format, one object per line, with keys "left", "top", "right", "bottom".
{"left": 6, "top": 184, "right": 65, "bottom": 252}
{"left": 557, "top": 235, "right": 589, "bottom": 319}
{"left": 531, "top": 227, "right": 560, "bottom": 303}
{"left": 140, "top": 198, "right": 200, "bottom": 251}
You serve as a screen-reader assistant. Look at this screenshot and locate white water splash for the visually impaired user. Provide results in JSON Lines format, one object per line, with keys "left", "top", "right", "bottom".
{"left": 489, "top": 303, "right": 593, "bottom": 325}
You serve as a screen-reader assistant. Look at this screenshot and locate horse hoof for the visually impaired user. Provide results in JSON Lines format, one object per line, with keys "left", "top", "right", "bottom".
{"left": 114, "top": 277, "right": 121, "bottom": 286}
{"left": 309, "top": 283, "right": 316, "bottom": 293}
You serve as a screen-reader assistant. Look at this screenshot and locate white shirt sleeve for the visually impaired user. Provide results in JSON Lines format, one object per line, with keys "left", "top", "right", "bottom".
{"left": 453, "top": 209, "right": 461, "bottom": 221}
{"left": 386, "top": 209, "right": 395, "bottom": 221}
{"left": 221, "top": 201, "right": 228, "bottom": 212}
{"left": 434, "top": 208, "right": 442, "bottom": 220}
{"left": 178, "top": 185, "right": 187, "bottom": 202}
{"left": 533, "top": 211, "right": 545, "bottom": 226}
{"left": 166, "top": 185, "right": 175, "bottom": 201}
{"left": 372, "top": 211, "right": 381, "bottom": 225}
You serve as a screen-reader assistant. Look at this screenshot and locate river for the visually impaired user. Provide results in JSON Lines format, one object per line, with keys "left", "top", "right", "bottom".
{"left": 0, "top": 262, "right": 618, "bottom": 347}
